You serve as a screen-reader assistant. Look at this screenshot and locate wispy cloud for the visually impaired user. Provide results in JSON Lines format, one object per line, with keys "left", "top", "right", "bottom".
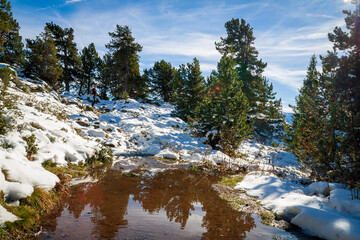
{"left": 13, "top": 0, "right": 350, "bottom": 109}
{"left": 65, "top": 0, "right": 84, "bottom": 4}
{"left": 264, "top": 64, "right": 306, "bottom": 90}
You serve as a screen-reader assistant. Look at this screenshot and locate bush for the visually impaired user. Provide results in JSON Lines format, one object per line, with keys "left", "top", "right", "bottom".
{"left": 22, "top": 134, "right": 38, "bottom": 161}
{"left": 86, "top": 147, "right": 113, "bottom": 165}
{"left": 0, "top": 116, "right": 8, "bottom": 135}
{"left": 120, "top": 90, "right": 129, "bottom": 100}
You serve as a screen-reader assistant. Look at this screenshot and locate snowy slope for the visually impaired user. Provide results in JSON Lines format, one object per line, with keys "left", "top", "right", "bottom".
{"left": 0, "top": 72, "right": 100, "bottom": 224}
{"left": 1, "top": 65, "right": 359, "bottom": 240}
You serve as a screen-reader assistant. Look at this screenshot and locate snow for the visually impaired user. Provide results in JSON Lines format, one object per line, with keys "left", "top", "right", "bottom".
{"left": 235, "top": 172, "right": 360, "bottom": 239}
{"left": 0, "top": 205, "right": 18, "bottom": 225}
{"left": 0, "top": 66, "right": 359, "bottom": 240}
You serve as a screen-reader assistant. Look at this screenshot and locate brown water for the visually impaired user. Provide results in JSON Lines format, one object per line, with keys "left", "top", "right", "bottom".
{"left": 39, "top": 169, "right": 295, "bottom": 240}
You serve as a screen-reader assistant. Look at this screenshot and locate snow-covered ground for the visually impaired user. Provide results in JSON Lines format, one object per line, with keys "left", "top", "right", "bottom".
{"left": 0, "top": 66, "right": 359, "bottom": 239}
{"left": 0, "top": 68, "right": 227, "bottom": 225}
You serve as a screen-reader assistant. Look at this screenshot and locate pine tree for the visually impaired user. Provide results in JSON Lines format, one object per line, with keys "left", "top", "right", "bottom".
{"left": 290, "top": 55, "right": 332, "bottom": 179}
{"left": 194, "top": 56, "right": 252, "bottom": 154}
{"left": 105, "top": 25, "right": 143, "bottom": 99}
{"left": 290, "top": 1, "right": 360, "bottom": 191}
{"left": 25, "top": 27, "right": 62, "bottom": 87}
{"left": 46, "top": 22, "right": 82, "bottom": 92}
{"left": 79, "top": 43, "right": 101, "bottom": 95}
{"left": 0, "top": 0, "right": 24, "bottom": 66}
{"left": 98, "top": 53, "right": 114, "bottom": 100}
{"left": 215, "top": 18, "right": 280, "bottom": 118}
{"left": 321, "top": 2, "right": 360, "bottom": 192}
{"left": 172, "top": 58, "right": 206, "bottom": 120}
{"left": 144, "top": 60, "right": 176, "bottom": 102}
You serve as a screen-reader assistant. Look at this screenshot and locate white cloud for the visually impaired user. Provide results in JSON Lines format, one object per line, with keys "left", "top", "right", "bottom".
{"left": 65, "top": 0, "right": 83, "bottom": 4}
{"left": 141, "top": 33, "right": 220, "bottom": 60}
{"left": 200, "top": 63, "right": 217, "bottom": 73}
{"left": 264, "top": 64, "right": 306, "bottom": 90}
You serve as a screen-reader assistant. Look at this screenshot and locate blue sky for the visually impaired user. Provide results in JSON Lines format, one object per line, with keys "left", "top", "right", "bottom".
{"left": 11, "top": 0, "right": 354, "bottom": 111}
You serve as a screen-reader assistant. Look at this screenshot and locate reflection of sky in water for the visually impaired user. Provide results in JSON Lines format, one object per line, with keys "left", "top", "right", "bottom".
{"left": 40, "top": 169, "right": 297, "bottom": 240}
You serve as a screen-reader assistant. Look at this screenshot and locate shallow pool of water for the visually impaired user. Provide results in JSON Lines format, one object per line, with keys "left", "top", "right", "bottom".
{"left": 39, "top": 169, "right": 296, "bottom": 240}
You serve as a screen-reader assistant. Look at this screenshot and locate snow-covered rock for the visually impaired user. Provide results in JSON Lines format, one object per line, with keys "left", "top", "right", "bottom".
{"left": 235, "top": 171, "right": 360, "bottom": 240}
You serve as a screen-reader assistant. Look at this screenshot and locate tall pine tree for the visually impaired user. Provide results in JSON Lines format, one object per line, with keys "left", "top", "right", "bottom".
{"left": 79, "top": 43, "right": 101, "bottom": 95}
{"left": 105, "top": 25, "right": 143, "bottom": 99}
{"left": 290, "top": 1, "right": 360, "bottom": 193}
{"left": 215, "top": 18, "right": 280, "bottom": 118}
{"left": 321, "top": 2, "right": 360, "bottom": 191}
{"left": 0, "top": 0, "right": 24, "bottom": 66}
{"left": 98, "top": 53, "right": 114, "bottom": 100}
{"left": 46, "top": 22, "right": 82, "bottom": 92}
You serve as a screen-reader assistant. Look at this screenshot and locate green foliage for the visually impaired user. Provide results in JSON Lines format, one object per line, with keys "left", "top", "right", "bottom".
{"left": 22, "top": 134, "right": 38, "bottom": 161}
{"left": 144, "top": 60, "right": 176, "bottom": 102}
{"left": 289, "top": 3, "right": 360, "bottom": 196}
{"left": 42, "top": 159, "right": 57, "bottom": 168}
{"left": 194, "top": 57, "right": 252, "bottom": 154}
{"left": 79, "top": 43, "right": 101, "bottom": 95}
{"left": 25, "top": 26, "right": 62, "bottom": 87}
{"left": 46, "top": 22, "right": 82, "bottom": 91}
{"left": 0, "top": 67, "right": 11, "bottom": 92}
{"left": 215, "top": 18, "right": 282, "bottom": 119}
{"left": 85, "top": 147, "right": 113, "bottom": 165}
{"left": 105, "top": 25, "right": 144, "bottom": 99}
{"left": 260, "top": 211, "right": 275, "bottom": 225}
{"left": 0, "top": 187, "right": 60, "bottom": 235}
{"left": 0, "top": 68, "right": 12, "bottom": 135}
{"left": 0, "top": 0, "right": 25, "bottom": 66}
{"left": 219, "top": 174, "right": 244, "bottom": 187}
{"left": 0, "top": 115, "right": 7, "bottom": 135}
{"left": 42, "top": 159, "right": 86, "bottom": 178}
{"left": 29, "top": 121, "right": 44, "bottom": 130}
{"left": 172, "top": 57, "right": 206, "bottom": 120}
{"left": 120, "top": 90, "right": 130, "bottom": 100}
{"left": 0, "top": 141, "right": 14, "bottom": 149}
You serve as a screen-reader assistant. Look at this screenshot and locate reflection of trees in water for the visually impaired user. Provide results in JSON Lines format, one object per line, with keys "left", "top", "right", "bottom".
{"left": 42, "top": 169, "right": 256, "bottom": 240}
{"left": 134, "top": 170, "right": 255, "bottom": 239}
{"left": 90, "top": 169, "right": 141, "bottom": 239}
{"left": 133, "top": 170, "right": 198, "bottom": 229}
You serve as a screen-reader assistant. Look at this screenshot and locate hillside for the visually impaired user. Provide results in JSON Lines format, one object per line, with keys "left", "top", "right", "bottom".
{"left": 0, "top": 65, "right": 359, "bottom": 240}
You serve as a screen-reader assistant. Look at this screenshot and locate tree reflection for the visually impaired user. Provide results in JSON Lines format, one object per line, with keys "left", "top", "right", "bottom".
{"left": 41, "top": 169, "right": 256, "bottom": 240}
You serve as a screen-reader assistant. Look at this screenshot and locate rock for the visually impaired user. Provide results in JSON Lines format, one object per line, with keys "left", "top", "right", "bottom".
{"left": 85, "top": 105, "right": 94, "bottom": 111}
{"left": 87, "top": 129, "right": 106, "bottom": 138}
{"left": 76, "top": 121, "right": 90, "bottom": 127}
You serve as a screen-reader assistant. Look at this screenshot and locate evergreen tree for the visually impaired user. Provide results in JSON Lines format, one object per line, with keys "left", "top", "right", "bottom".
{"left": 290, "top": 1, "right": 360, "bottom": 194}
{"left": 79, "top": 43, "right": 101, "bottom": 95}
{"left": 172, "top": 58, "right": 206, "bottom": 120}
{"left": 321, "top": 2, "right": 360, "bottom": 191}
{"left": 46, "top": 22, "right": 82, "bottom": 92}
{"left": 290, "top": 55, "right": 332, "bottom": 179}
{"left": 105, "top": 25, "right": 143, "bottom": 99}
{"left": 215, "top": 18, "right": 280, "bottom": 118}
{"left": 98, "top": 53, "right": 114, "bottom": 100}
{"left": 194, "top": 56, "right": 252, "bottom": 154}
{"left": 144, "top": 60, "right": 176, "bottom": 102}
{"left": 0, "top": 0, "right": 24, "bottom": 66}
{"left": 25, "top": 27, "right": 62, "bottom": 87}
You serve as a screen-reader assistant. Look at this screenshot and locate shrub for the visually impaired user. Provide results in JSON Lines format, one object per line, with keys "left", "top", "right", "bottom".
{"left": 0, "top": 141, "right": 15, "bottom": 149}
{"left": 86, "top": 147, "right": 113, "bottom": 165}
{"left": 0, "top": 116, "right": 8, "bottom": 135}
{"left": 29, "top": 122, "right": 44, "bottom": 130}
{"left": 22, "top": 134, "right": 38, "bottom": 161}
{"left": 120, "top": 90, "right": 129, "bottom": 100}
